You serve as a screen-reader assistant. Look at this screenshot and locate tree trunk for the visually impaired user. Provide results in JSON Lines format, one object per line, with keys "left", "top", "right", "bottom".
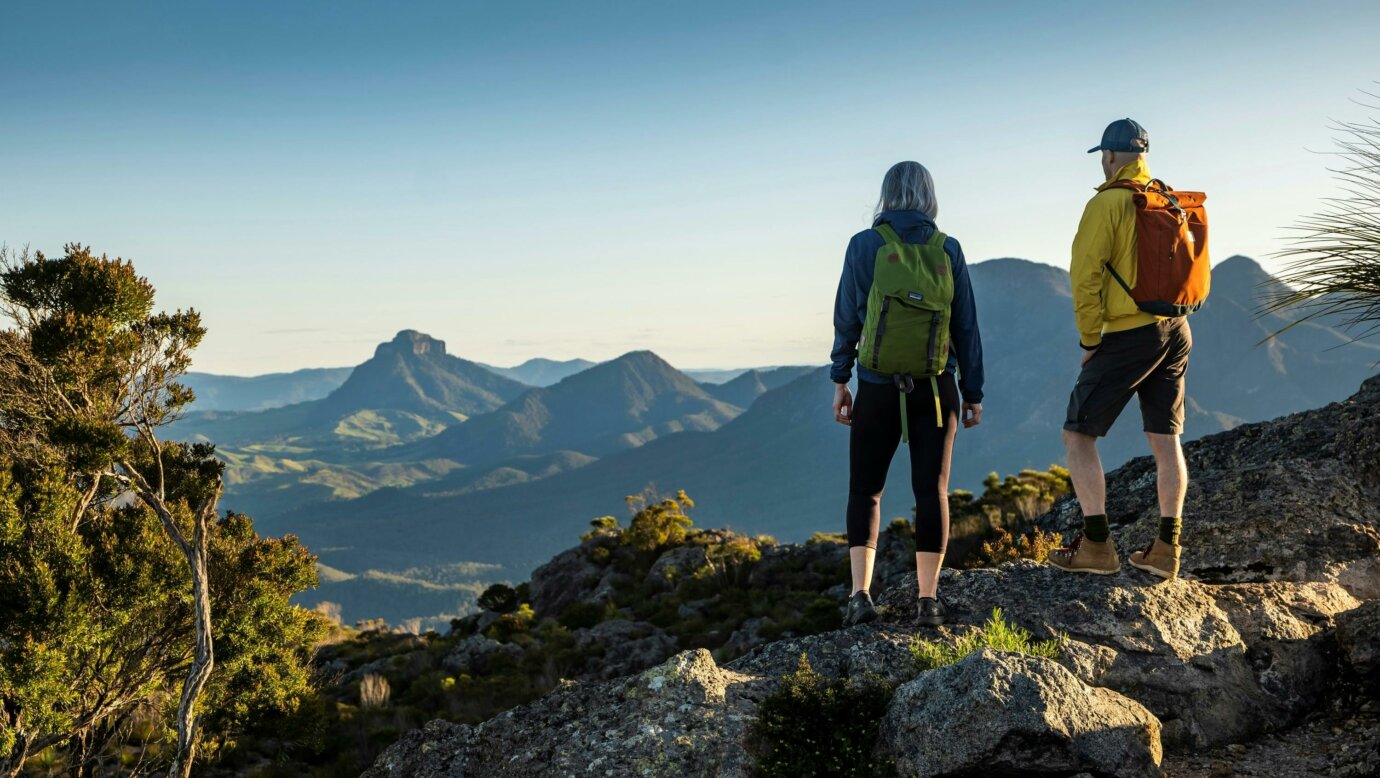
{"left": 167, "top": 505, "right": 213, "bottom": 778}
{"left": 2, "top": 729, "right": 29, "bottom": 778}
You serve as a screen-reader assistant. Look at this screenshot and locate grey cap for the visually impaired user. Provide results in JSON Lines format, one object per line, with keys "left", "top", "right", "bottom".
{"left": 1088, "top": 118, "right": 1149, "bottom": 154}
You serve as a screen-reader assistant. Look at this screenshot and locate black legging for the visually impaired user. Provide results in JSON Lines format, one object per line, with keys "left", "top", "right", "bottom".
{"left": 846, "top": 373, "right": 959, "bottom": 554}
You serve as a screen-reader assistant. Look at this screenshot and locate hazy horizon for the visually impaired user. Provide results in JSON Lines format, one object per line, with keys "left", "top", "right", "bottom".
{"left": 5, "top": 1, "right": 1379, "bottom": 374}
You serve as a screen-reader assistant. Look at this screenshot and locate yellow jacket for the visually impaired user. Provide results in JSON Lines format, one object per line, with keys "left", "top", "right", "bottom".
{"left": 1070, "top": 158, "right": 1163, "bottom": 348}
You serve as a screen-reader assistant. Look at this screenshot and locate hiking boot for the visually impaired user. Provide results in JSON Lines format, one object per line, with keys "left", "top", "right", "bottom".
{"left": 844, "top": 591, "right": 877, "bottom": 626}
{"left": 1047, "top": 534, "right": 1120, "bottom": 575}
{"left": 1129, "top": 538, "right": 1181, "bottom": 579}
{"left": 916, "top": 596, "right": 947, "bottom": 627}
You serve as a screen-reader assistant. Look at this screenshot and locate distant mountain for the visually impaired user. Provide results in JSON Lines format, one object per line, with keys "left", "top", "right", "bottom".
{"left": 273, "top": 256, "right": 1380, "bottom": 584}
{"left": 400, "top": 350, "right": 743, "bottom": 467}
{"left": 319, "top": 330, "right": 530, "bottom": 419}
{"left": 176, "top": 330, "right": 529, "bottom": 450}
{"left": 478, "top": 357, "right": 597, "bottom": 387}
{"left": 172, "top": 331, "right": 531, "bottom": 519}
{"left": 703, "top": 366, "right": 816, "bottom": 408}
{"left": 183, "top": 367, "right": 353, "bottom": 411}
{"left": 683, "top": 368, "right": 753, "bottom": 384}
{"left": 272, "top": 367, "right": 844, "bottom": 573}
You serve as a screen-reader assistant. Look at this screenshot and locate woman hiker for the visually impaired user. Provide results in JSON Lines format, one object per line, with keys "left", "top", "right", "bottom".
{"left": 829, "top": 160, "right": 985, "bottom": 627}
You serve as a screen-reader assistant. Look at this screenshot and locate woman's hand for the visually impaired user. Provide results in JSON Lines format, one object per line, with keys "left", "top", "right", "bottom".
{"left": 833, "top": 383, "right": 853, "bottom": 426}
{"left": 962, "top": 402, "right": 982, "bottom": 428}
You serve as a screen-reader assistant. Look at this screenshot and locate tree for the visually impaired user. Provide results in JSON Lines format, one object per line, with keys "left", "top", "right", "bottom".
{"left": 0, "top": 245, "right": 325, "bottom": 776}
{"left": 1264, "top": 98, "right": 1380, "bottom": 341}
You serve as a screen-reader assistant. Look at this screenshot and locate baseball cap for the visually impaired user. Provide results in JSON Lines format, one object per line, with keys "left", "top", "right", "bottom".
{"left": 1088, "top": 118, "right": 1149, "bottom": 153}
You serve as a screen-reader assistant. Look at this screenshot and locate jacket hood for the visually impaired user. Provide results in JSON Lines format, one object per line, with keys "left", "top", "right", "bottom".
{"left": 1097, "top": 158, "right": 1152, "bottom": 190}
{"left": 872, "top": 210, "right": 937, "bottom": 233}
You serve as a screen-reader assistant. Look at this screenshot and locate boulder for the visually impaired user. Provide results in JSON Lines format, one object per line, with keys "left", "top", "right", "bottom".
{"left": 442, "top": 634, "right": 522, "bottom": 675}
{"left": 728, "top": 623, "right": 917, "bottom": 687}
{"left": 879, "top": 649, "right": 1162, "bottom": 778}
{"left": 573, "top": 619, "right": 678, "bottom": 679}
{"left": 645, "top": 545, "right": 710, "bottom": 590}
{"left": 876, "top": 561, "right": 1361, "bottom": 747}
{"left": 527, "top": 541, "right": 606, "bottom": 617}
{"left": 717, "top": 616, "right": 773, "bottom": 660}
{"left": 747, "top": 539, "right": 847, "bottom": 589}
{"left": 1336, "top": 600, "right": 1380, "bottom": 696}
{"left": 362, "top": 649, "right": 763, "bottom": 778}
{"left": 1037, "top": 376, "right": 1380, "bottom": 598}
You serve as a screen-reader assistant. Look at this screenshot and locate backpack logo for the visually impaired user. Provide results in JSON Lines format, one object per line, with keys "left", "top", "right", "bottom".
{"left": 887, "top": 253, "right": 900, "bottom": 264}
{"left": 907, "top": 291, "right": 924, "bottom": 302}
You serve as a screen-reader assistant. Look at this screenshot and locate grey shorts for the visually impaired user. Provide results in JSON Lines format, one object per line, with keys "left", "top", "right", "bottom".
{"left": 1064, "top": 318, "right": 1192, "bottom": 438}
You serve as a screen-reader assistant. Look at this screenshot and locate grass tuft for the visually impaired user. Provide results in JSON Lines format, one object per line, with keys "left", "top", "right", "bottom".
{"left": 911, "top": 608, "right": 1063, "bottom": 672}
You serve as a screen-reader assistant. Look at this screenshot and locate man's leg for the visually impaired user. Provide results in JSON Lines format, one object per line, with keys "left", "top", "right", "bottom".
{"left": 1052, "top": 334, "right": 1142, "bottom": 574}
{"left": 1063, "top": 429, "right": 1106, "bottom": 517}
{"left": 1145, "top": 432, "right": 1187, "bottom": 519}
{"left": 1129, "top": 319, "right": 1192, "bottom": 579}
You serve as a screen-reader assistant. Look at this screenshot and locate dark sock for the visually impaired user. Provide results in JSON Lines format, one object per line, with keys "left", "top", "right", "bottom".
{"left": 1159, "top": 516, "right": 1181, "bottom": 546}
{"left": 1083, "top": 514, "right": 1109, "bottom": 543}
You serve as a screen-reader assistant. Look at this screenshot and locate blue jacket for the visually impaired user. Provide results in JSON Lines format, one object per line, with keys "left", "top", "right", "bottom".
{"left": 830, "top": 210, "right": 985, "bottom": 403}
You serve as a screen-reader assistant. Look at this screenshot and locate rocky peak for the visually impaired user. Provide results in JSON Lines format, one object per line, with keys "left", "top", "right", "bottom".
{"left": 376, "top": 329, "right": 447, "bottom": 359}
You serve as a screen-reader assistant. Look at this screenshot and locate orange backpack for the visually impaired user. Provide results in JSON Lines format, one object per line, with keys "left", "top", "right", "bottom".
{"left": 1104, "top": 179, "right": 1210, "bottom": 316}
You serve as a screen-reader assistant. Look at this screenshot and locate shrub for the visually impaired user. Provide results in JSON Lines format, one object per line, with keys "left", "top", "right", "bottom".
{"left": 581, "top": 515, "right": 620, "bottom": 541}
{"left": 557, "top": 601, "right": 605, "bottom": 630}
{"left": 358, "top": 674, "right": 391, "bottom": 709}
{"left": 971, "top": 527, "right": 1065, "bottom": 567}
{"left": 911, "top": 608, "right": 1063, "bottom": 672}
{"left": 806, "top": 531, "right": 847, "bottom": 545}
{"left": 622, "top": 491, "right": 695, "bottom": 551}
{"left": 752, "top": 655, "right": 896, "bottom": 778}
{"left": 477, "top": 583, "right": 519, "bottom": 614}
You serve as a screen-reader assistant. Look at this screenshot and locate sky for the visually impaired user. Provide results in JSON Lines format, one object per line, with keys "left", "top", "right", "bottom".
{"left": 3, "top": 1, "right": 1379, "bottom": 375}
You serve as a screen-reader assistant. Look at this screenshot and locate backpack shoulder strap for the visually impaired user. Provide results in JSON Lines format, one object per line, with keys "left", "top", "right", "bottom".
{"left": 874, "top": 223, "right": 902, "bottom": 245}
{"left": 1104, "top": 179, "right": 1146, "bottom": 193}
{"left": 926, "top": 229, "right": 947, "bottom": 249}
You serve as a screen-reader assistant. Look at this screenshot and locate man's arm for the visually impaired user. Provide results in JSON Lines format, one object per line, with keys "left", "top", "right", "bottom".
{"left": 1070, "top": 194, "right": 1115, "bottom": 349}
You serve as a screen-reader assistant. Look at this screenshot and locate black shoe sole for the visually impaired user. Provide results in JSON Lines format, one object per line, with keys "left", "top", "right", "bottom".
{"left": 916, "top": 614, "right": 945, "bottom": 627}
{"left": 855, "top": 607, "right": 878, "bottom": 625}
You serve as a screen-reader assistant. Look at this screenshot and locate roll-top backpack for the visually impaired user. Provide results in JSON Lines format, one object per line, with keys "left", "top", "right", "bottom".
{"left": 1104, "top": 178, "right": 1211, "bottom": 316}
{"left": 857, "top": 223, "right": 953, "bottom": 442}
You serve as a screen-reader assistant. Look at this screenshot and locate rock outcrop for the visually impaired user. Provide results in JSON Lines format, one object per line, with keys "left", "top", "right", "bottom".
{"left": 1039, "top": 375, "right": 1380, "bottom": 598}
{"left": 879, "top": 649, "right": 1163, "bottom": 777}
{"left": 1336, "top": 600, "right": 1380, "bottom": 697}
{"left": 876, "top": 564, "right": 1360, "bottom": 748}
{"left": 362, "top": 649, "right": 763, "bottom": 778}
{"left": 370, "top": 377, "right": 1380, "bottom": 777}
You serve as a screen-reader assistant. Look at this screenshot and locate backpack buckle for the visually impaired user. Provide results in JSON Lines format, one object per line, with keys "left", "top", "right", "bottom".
{"left": 893, "top": 375, "right": 915, "bottom": 394}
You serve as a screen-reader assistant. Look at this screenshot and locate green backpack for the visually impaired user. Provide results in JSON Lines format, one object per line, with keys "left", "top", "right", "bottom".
{"left": 857, "top": 223, "right": 954, "bottom": 442}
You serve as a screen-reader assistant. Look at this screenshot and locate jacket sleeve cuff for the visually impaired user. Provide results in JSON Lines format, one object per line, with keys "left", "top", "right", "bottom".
{"left": 830, "top": 370, "right": 852, "bottom": 384}
{"left": 962, "top": 392, "right": 983, "bottom": 404}
{"left": 1079, "top": 339, "right": 1101, "bottom": 350}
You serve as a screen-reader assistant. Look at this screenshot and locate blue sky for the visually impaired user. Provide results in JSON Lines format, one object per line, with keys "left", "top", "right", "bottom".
{"left": 3, "top": 1, "right": 1378, "bottom": 374}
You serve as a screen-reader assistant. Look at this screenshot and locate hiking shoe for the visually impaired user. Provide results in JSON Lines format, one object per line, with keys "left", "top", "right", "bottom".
{"left": 1129, "top": 538, "right": 1181, "bottom": 579}
{"left": 844, "top": 591, "right": 877, "bottom": 626}
{"left": 916, "top": 597, "right": 947, "bottom": 627}
{"left": 1047, "top": 535, "right": 1121, "bottom": 575}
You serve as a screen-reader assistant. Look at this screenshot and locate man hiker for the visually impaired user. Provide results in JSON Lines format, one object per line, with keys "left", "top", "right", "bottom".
{"left": 1048, "top": 118, "right": 1206, "bottom": 579}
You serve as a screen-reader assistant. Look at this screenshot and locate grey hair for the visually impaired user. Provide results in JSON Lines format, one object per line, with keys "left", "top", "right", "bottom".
{"left": 875, "top": 161, "right": 938, "bottom": 219}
